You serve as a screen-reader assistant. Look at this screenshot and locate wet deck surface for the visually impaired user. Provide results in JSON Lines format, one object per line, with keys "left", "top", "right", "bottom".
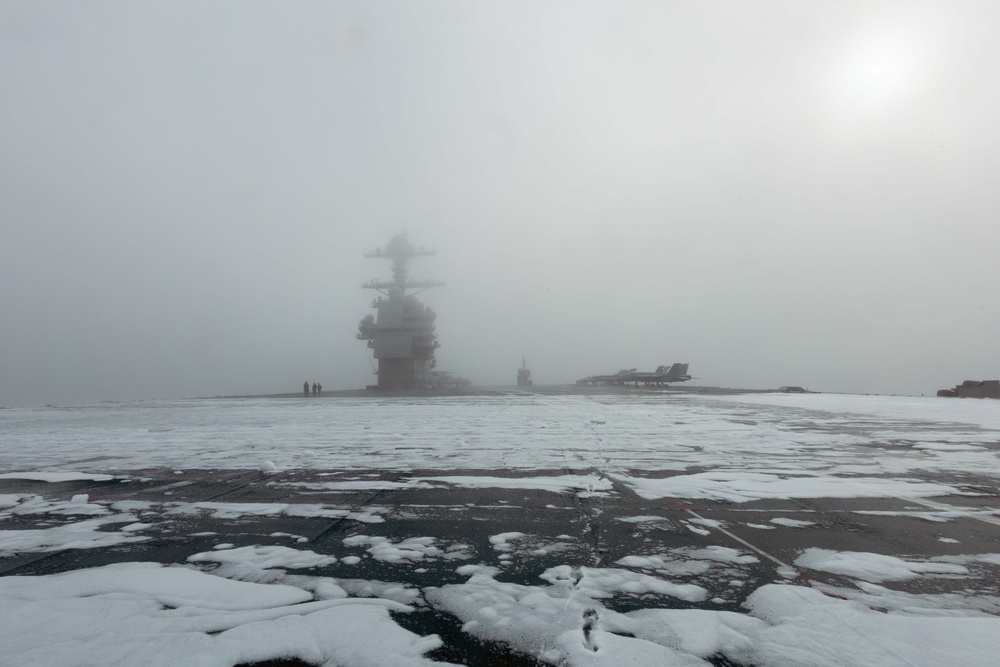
{"left": 4, "top": 393, "right": 1000, "bottom": 664}
{"left": 3, "top": 464, "right": 1000, "bottom": 666}
{"left": 4, "top": 467, "right": 998, "bottom": 620}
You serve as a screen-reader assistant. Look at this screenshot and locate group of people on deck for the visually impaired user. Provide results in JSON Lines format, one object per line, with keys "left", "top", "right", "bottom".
{"left": 304, "top": 381, "right": 322, "bottom": 397}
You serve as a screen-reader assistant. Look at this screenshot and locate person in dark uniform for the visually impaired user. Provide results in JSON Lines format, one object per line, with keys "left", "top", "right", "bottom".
{"left": 317, "top": 383, "right": 322, "bottom": 396}
{"left": 312, "top": 382, "right": 318, "bottom": 396}
{"left": 303, "top": 381, "right": 310, "bottom": 397}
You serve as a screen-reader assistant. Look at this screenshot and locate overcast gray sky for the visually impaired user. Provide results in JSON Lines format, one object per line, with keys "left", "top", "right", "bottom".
{"left": 2, "top": 0, "right": 999, "bottom": 406}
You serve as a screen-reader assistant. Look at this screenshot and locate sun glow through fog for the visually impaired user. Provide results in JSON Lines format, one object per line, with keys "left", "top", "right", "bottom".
{"left": 830, "top": 18, "right": 932, "bottom": 119}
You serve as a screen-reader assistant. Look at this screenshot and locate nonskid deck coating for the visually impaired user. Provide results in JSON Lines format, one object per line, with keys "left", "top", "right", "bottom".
{"left": 2, "top": 392, "right": 1000, "bottom": 665}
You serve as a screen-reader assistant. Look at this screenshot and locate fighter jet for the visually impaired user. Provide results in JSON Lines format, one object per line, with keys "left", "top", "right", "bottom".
{"left": 575, "top": 369, "right": 637, "bottom": 386}
{"left": 627, "top": 363, "right": 691, "bottom": 386}
{"left": 576, "top": 363, "right": 692, "bottom": 386}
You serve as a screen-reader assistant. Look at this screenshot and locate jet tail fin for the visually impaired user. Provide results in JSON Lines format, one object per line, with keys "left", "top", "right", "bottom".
{"left": 662, "top": 363, "right": 690, "bottom": 381}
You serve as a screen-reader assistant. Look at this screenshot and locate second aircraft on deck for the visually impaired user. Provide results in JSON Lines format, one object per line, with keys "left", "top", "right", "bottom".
{"left": 576, "top": 363, "right": 692, "bottom": 387}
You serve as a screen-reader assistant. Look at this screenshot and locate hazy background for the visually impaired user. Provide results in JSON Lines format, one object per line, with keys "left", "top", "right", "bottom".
{"left": 3, "top": 1, "right": 999, "bottom": 407}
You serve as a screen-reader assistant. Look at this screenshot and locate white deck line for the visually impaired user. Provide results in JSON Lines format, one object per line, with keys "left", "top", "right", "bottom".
{"left": 897, "top": 496, "right": 1000, "bottom": 527}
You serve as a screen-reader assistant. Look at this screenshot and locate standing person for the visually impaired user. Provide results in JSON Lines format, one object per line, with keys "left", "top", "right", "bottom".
{"left": 317, "top": 383, "right": 322, "bottom": 396}
{"left": 312, "top": 382, "right": 318, "bottom": 396}
{"left": 303, "top": 381, "right": 310, "bottom": 397}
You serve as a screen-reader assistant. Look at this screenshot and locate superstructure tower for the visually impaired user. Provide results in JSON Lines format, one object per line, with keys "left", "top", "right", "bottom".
{"left": 357, "top": 233, "right": 443, "bottom": 390}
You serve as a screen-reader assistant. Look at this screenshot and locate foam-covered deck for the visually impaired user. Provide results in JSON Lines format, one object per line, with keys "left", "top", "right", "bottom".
{"left": 2, "top": 392, "right": 999, "bottom": 665}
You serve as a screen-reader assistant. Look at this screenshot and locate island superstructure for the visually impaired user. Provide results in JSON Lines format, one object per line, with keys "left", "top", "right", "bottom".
{"left": 357, "top": 233, "right": 443, "bottom": 390}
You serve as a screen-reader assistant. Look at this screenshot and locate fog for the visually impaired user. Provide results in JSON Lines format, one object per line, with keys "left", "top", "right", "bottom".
{"left": 3, "top": 1, "right": 999, "bottom": 407}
